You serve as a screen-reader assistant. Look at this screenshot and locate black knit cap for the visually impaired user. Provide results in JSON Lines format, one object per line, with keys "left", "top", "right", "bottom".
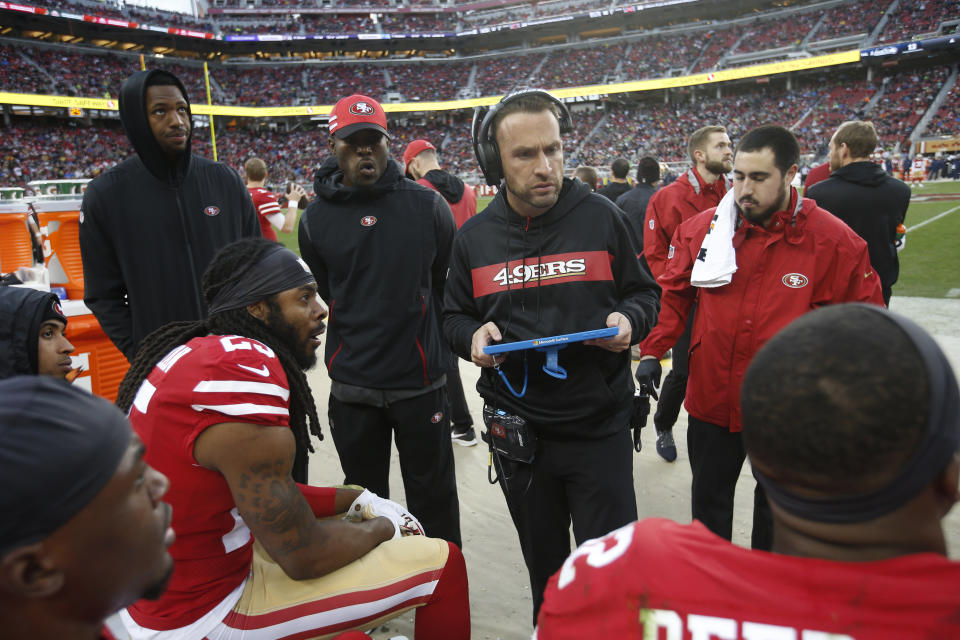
{"left": 0, "top": 377, "right": 130, "bottom": 554}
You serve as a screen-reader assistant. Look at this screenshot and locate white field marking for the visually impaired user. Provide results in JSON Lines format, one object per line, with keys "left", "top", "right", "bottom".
{"left": 907, "top": 204, "right": 960, "bottom": 232}
{"left": 947, "top": 289, "right": 960, "bottom": 298}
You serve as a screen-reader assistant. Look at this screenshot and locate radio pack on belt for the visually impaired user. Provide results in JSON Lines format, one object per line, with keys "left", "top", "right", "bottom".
{"left": 482, "top": 404, "right": 537, "bottom": 464}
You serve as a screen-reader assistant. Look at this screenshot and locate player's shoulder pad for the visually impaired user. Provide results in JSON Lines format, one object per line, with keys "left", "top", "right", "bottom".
{"left": 195, "top": 334, "right": 288, "bottom": 387}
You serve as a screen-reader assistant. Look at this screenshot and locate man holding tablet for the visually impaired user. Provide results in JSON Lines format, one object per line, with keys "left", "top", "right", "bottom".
{"left": 443, "top": 89, "right": 660, "bottom": 625}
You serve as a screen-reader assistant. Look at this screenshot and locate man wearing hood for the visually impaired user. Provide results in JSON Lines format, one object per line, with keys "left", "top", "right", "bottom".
{"left": 298, "top": 94, "right": 462, "bottom": 548}
{"left": 443, "top": 89, "right": 660, "bottom": 623}
{"left": 807, "top": 120, "right": 910, "bottom": 306}
{"left": 404, "top": 138, "right": 479, "bottom": 447}
{"left": 79, "top": 69, "right": 260, "bottom": 362}
{"left": 0, "top": 285, "right": 75, "bottom": 380}
{"left": 404, "top": 138, "right": 477, "bottom": 230}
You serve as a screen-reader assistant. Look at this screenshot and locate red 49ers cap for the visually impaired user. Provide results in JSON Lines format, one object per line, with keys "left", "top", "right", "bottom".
{"left": 328, "top": 94, "right": 390, "bottom": 140}
{"left": 403, "top": 139, "right": 436, "bottom": 169}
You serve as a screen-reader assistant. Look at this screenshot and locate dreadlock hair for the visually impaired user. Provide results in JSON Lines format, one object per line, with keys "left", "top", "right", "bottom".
{"left": 116, "top": 238, "right": 323, "bottom": 460}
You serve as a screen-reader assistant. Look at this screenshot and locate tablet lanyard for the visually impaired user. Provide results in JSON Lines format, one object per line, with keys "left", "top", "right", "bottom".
{"left": 495, "top": 354, "right": 528, "bottom": 398}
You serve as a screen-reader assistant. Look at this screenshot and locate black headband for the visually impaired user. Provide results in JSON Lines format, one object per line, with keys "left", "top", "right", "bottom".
{"left": 754, "top": 306, "right": 960, "bottom": 523}
{"left": 0, "top": 377, "right": 131, "bottom": 554}
{"left": 207, "top": 244, "right": 316, "bottom": 315}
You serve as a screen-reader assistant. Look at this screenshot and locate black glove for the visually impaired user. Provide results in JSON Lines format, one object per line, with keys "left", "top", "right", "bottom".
{"left": 634, "top": 357, "right": 662, "bottom": 394}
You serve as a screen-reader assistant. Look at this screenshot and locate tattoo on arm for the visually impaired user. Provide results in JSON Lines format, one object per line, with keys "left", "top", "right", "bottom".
{"left": 235, "top": 457, "right": 317, "bottom": 556}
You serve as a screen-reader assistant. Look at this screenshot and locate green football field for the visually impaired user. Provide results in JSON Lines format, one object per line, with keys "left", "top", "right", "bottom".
{"left": 279, "top": 181, "right": 960, "bottom": 299}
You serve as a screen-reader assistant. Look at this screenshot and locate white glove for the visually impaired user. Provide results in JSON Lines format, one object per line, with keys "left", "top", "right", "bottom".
{"left": 344, "top": 489, "right": 425, "bottom": 539}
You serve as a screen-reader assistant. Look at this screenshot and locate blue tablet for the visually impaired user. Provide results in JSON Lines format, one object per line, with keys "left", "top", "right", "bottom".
{"left": 482, "top": 327, "right": 619, "bottom": 355}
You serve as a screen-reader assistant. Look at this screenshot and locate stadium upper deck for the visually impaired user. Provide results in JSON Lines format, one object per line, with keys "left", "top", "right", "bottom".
{"left": 0, "top": 0, "right": 957, "bottom": 190}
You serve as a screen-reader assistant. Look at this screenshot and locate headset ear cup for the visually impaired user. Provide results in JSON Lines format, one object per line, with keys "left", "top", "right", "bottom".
{"left": 472, "top": 104, "right": 503, "bottom": 186}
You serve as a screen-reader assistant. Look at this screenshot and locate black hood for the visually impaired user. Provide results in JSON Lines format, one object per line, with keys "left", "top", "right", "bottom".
{"left": 0, "top": 286, "right": 62, "bottom": 378}
{"left": 422, "top": 169, "right": 466, "bottom": 204}
{"left": 313, "top": 156, "right": 404, "bottom": 203}
{"left": 832, "top": 161, "right": 888, "bottom": 188}
{"left": 119, "top": 69, "right": 193, "bottom": 185}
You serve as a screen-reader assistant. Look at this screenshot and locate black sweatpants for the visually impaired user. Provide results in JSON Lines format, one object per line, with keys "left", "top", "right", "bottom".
{"left": 494, "top": 428, "right": 638, "bottom": 623}
{"left": 445, "top": 364, "right": 473, "bottom": 428}
{"left": 328, "top": 387, "right": 462, "bottom": 547}
{"left": 686, "top": 415, "right": 772, "bottom": 550}
{"left": 653, "top": 303, "right": 696, "bottom": 433}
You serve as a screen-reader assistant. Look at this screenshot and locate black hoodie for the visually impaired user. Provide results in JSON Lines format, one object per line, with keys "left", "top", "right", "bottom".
{"left": 299, "top": 157, "right": 456, "bottom": 390}
{"left": 807, "top": 161, "right": 910, "bottom": 304}
{"left": 0, "top": 285, "right": 62, "bottom": 378}
{"left": 443, "top": 178, "right": 661, "bottom": 440}
{"left": 79, "top": 70, "right": 260, "bottom": 360}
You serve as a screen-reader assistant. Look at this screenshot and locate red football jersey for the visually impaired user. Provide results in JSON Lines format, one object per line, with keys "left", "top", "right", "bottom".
{"left": 538, "top": 518, "right": 960, "bottom": 639}
{"left": 249, "top": 186, "right": 283, "bottom": 242}
{"left": 126, "top": 334, "right": 291, "bottom": 630}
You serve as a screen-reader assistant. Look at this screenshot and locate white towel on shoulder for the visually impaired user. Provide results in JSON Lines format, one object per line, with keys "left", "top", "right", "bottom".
{"left": 690, "top": 188, "right": 738, "bottom": 288}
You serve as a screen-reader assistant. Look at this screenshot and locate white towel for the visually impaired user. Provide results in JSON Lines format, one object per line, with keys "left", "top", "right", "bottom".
{"left": 690, "top": 188, "right": 738, "bottom": 288}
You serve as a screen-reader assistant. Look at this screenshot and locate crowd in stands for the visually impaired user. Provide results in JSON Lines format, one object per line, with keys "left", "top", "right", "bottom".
{"left": 29, "top": 48, "right": 128, "bottom": 98}
{"left": 692, "top": 25, "right": 745, "bottom": 72}
{"left": 472, "top": 54, "right": 541, "bottom": 96}
{"left": 620, "top": 31, "right": 705, "bottom": 79}
{"left": 926, "top": 81, "right": 960, "bottom": 137}
{"left": 811, "top": 0, "right": 885, "bottom": 41}
{"left": 298, "top": 14, "right": 373, "bottom": 33}
{"left": 870, "top": 66, "right": 950, "bottom": 147}
{"left": 734, "top": 11, "right": 819, "bottom": 53}
{"left": 0, "top": 45, "right": 52, "bottom": 95}
{"left": 878, "top": 0, "right": 960, "bottom": 44}
{"left": 533, "top": 43, "right": 627, "bottom": 89}
{"left": 384, "top": 61, "right": 473, "bottom": 102}
{"left": 219, "top": 64, "right": 306, "bottom": 106}
{"left": 301, "top": 63, "right": 387, "bottom": 103}
{"left": 379, "top": 13, "right": 456, "bottom": 32}
{"left": 0, "top": 121, "right": 128, "bottom": 187}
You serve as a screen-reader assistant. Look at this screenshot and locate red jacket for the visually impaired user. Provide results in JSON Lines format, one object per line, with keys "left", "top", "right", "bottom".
{"left": 417, "top": 176, "right": 477, "bottom": 230}
{"left": 638, "top": 190, "right": 883, "bottom": 431}
{"left": 643, "top": 167, "right": 729, "bottom": 279}
{"left": 804, "top": 161, "right": 831, "bottom": 190}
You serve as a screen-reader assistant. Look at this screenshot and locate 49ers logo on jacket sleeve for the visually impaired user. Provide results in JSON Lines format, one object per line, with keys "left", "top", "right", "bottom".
{"left": 471, "top": 251, "right": 614, "bottom": 298}
{"left": 782, "top": 273, "right": 809, "bottom": 288}
{"left": 203, "top": 206, "right": 220, "bottom": 217}
{"left": 360, "top": 215, "right": 377, "bottom": 227}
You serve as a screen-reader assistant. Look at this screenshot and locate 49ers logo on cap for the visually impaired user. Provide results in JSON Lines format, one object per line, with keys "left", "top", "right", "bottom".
{"left": 52, "top": 300, "right": 63, "bottom": 316}
{"left": 360, "top": 215, "right": 377, "bottom": 227}
{"left": 782, "top": 273, "right": 809, "bottom": 288}
{"left": 350, "top": 101, "right": 376, "bottom": 116}
{"left": 204, "top": 206, "right": 221, "bottom": 217}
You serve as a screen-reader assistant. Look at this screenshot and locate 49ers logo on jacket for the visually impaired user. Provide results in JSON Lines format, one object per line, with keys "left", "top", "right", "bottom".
{"left": 782, "top": 273, "right": 809, "bottom": 288}
{"left": 204, "top": 206, "right": 220, "bottom": 217}
{"left": 360, "top": 215, "right": 377, "bottom": 227}
{"left": 471, "top": 251, "right": 614, "bottom": 298}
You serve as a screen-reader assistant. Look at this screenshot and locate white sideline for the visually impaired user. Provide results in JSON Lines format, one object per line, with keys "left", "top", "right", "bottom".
{"left": 907, "top": 204, "right": 960, "bottom": 232}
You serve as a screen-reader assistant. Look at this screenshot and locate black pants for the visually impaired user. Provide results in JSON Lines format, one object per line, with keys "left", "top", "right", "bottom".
{"left": 687, "top": 416, "right": 772, "bottom": 550}
{"left": 445, "top": 363, "right": 473, "bottom": 428}
{"left": 494, "top": 428, "right": 638, "bottom": 623}
{"left": 654, "top": 303, "right": 696, "bottom": 433}
{"left": 328, "top": 388, "right": 462, "bottom": 547}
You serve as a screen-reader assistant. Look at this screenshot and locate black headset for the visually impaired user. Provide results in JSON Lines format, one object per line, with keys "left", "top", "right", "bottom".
{"left": 472, "top": 89, "right": 574, "bottom": 186}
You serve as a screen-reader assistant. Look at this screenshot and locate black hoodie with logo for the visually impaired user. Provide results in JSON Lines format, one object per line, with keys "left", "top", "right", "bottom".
{"left": 443, "top": 178, "right": 661, "bottom": 440}
{"left": 0, "top": 285, "right": 62, "bottom": 378}
{"left": 299, "top": 156, "right": 455, "bottom": 391}
{"left": 79, "top": 69, "right": 259, "bottom": 360}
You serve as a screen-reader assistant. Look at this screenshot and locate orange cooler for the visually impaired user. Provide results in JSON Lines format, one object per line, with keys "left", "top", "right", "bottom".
{"left": 63, "top": 300, "right": 129, "bottom": 402}
{"left": 0, "top": 201, "right": 35, "bottom": 275}
{"left": 33, "top": 199, "right": 85, "bottom": 301}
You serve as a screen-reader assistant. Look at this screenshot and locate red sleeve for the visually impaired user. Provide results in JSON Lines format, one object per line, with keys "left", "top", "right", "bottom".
{"left": 833, "top": 237, "right": 885, "bottom": 307}
{"left": 252, "top": 188, "right": 282, "bottom": 220}
{"left": 297, "top": 483, "right": 338, "bottom": 518}
{"left": 638, "top": 215, "right": 703, "bottom": 358}
{"left": 643, "top": 190, "right": 672, "bottom": 280}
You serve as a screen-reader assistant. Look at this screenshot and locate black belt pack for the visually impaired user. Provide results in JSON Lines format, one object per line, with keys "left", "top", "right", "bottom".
{"left": 482, "top": 404, "right": 537, "bottom": 464}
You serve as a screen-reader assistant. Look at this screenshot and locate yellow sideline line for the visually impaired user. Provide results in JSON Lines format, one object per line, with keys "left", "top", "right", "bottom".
{"left": 0, "top": 49, "right": 861, "bottom": 117}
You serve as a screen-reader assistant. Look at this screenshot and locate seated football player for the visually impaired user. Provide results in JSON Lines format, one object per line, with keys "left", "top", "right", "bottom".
{"left": 537, "top": 303, "right": 960, "bottom": 639}
{"left": 115, "top": 238, "right": 469, "bottom": 640}
{"left": 0, "top": 285, "right": 77, "bottom": 381}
